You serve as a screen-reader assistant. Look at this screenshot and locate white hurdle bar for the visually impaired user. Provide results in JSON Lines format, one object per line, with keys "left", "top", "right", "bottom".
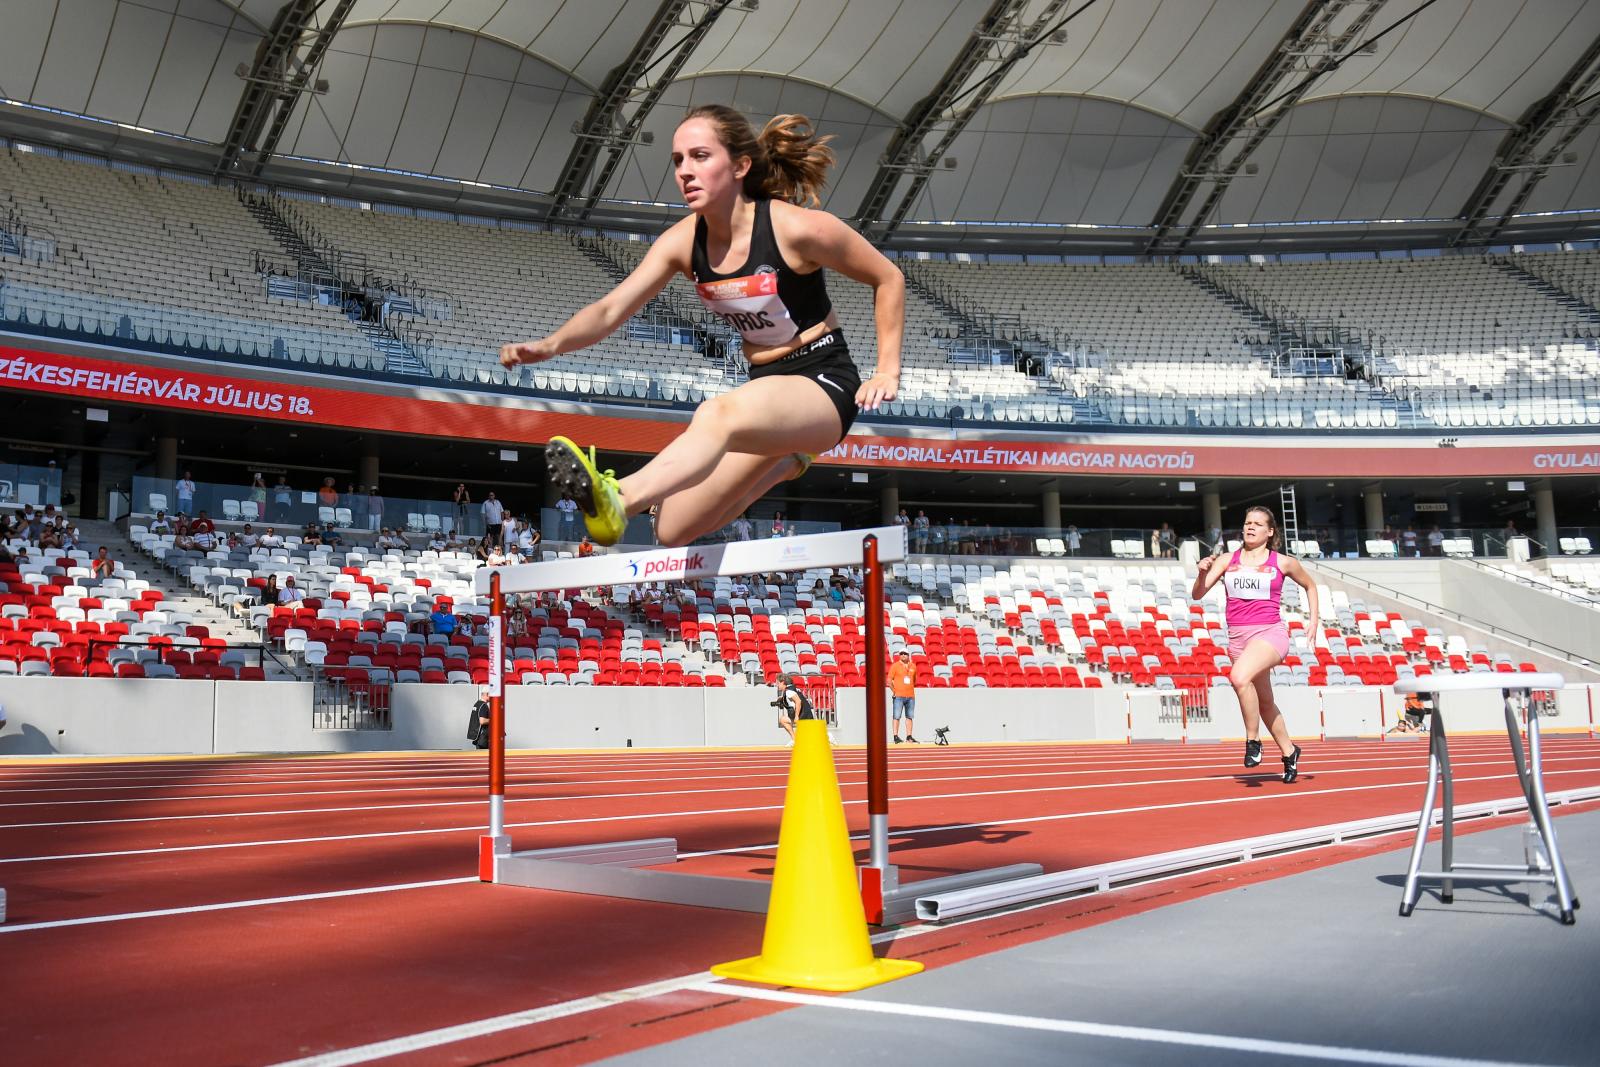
{"left": 473, "top": 525, "right": 906, "bottom": 597}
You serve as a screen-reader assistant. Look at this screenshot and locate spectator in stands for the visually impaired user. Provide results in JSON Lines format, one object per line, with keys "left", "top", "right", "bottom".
{"left": 452, "top": 483, "right": 472, "bottom": 531}
{"left": 430, "top": 604, "right": 457, "bottom": 636}
{"left": 190, "top": 511, "right": 217, "bottom": 551}
{"left": 317, "top": 477, "right": 339, "bottom": 510}
{"left": 344, "top": 483, "right": 361, "bottom": 524}
{"left": 277, "top": 576, "right": 303, "bottom": 606}
{"left": 1501, "top": 519, "right": 1519, "bottom": 547}
{"left": 732, "top": 512, "right": 754, "bottom": 541}
{"left": 238, "top": 524, "right": 259, "bottom": 548}
{"left": 273, "top": 476, "right": 293, "bottom": 521}
{"left": 149, "top": 510, "right": 171, "bottom": 535}
{"left": 366, "top": 485, "right": 383, "bottom": 532}
{"left": 770, "top": 511, "right": 787, "bottom": 538}
{"left": 301, "top": 523, "right": 323, "bottom": 547}
{"left": 37, "top": 522, "right": 60, "bottom": 551}
{"left": 471, "top": 538, "right": 490, "bottom": 566}
{"left": 1158, "top": 522, "right": 1177, "bottom": 559}
{"left": 555, "top": 490, "right": 579, "bottom": 542}
{"left": 507, "top": 105, "right": 900, "bottom": 550}
{"left": 517, "top": 521, "right": 541, "bottom": 561}
{"left": 577, "top": 536, "right": 596, "bottom": 558}
{"left": 429, "top": 530, "right": 449, "bottom": 552}
{"left": 258, "top": 526, "right": 284, "bottom": 549}
{"left": 259, "top": 574, "right": 280, "bottom": 607}
{"left": 896, "top": 508, "right": 910, "bottom": 537}
{"left": 486, "top": 544, "right": 507, "bottom": 567}
{"left": 320, "top": 523, "right": 343, "bottom": 549}
{"left": 843, "top": 579, "right": 862, "bottom": 604}
{"left": 1401, "top": 525, "right": 1419, "bottom": 557}
{"left": 501, "top": 509, "right": 517, "bottom": 552}
{"left": 1427, "top": 525, "right": 1444, "bottom": 556}
{"left": 176, "top": 470, "right": 196, "bottom": 515}
{"left": 481, "top": 492, "right": 505, "bottom": 546}
{"left": 912, "top": 510, "right": 929, "bottom": 552}
{"left": 376, "top": 527, "right": 407, "bottom": 551}
{"left": 1066, "top": 524, "right": 1082, "bottom": 556}
{"left": 889, "top": 650, "right": 918, "bottom": 743}
{"left": 249, "top": 473, "right": 268, "bottom": 515}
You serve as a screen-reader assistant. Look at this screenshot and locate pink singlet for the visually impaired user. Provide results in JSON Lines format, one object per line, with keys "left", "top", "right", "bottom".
{"left": 1223, "top": 549, "right": 1290, "bottom": 660}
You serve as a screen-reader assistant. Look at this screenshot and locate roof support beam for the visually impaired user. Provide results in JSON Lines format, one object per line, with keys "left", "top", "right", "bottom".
{"left": 854, "top": 0, "right": 1076, "bottom": 242}
{"left": 215, "top": 0, "right": 352, "bottom": 177}
{"left": 1450, "top": 35, "right": 1600, "bottom": 248}
{"left": 1142, "top": 0, "right": 1382, "bottom": 256}
{"left": 548, "top": 0, "right": 746, "bottom": 224}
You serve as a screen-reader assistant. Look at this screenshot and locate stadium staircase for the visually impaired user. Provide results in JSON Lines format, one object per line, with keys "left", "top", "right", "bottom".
{"left": 571, "top": 236, "right": 730, "bottom": 369}
{"left": 1181, "top": 265, "right": 1424, "bottom": 427}
{"left": 82, "top": 518, "right": 293, "bottom": 676}
{"left": 1489, "top": 256, "right": 1600, "bottom": 329}
{"left": 241, "top": 191, "right": 432, "bottom": 377}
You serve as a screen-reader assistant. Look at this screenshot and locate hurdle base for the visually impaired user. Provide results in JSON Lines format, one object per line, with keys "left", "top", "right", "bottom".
{"left": 493, "top": 838, "right": 770, "bottom": 913}
{"left": 490, "top": 838, "right": 1044, "bottom": 925}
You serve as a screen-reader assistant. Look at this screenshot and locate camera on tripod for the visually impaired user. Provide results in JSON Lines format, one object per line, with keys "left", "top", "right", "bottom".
{"left": 934, "top": 726, "right": 951, "bottom": 746}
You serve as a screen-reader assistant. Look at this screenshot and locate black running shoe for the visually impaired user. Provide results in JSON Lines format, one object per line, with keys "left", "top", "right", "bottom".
{"left": 906, "top": 735, "right": 919, "bottom": 744}
{"left": 1244, "top": 739, "right": 1263, "bottom": 768}
{"left": 893, "top": 736, "right": 903, "bottom": 744}
{"left": 1282, "top": 745, "right": 1302, "bottom": 784}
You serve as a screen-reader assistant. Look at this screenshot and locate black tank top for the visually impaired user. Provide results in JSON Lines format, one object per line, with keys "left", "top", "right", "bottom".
{"left": 690, "top": 199, "right": 834, "bottom": 346}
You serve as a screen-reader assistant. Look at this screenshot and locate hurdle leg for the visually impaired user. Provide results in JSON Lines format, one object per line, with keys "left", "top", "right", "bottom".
{"left": 1518, "top": 694, "right": 1579, "bottom": 922}
{"left": 1399, "top": 707, "right": 1443, "bottom": 917}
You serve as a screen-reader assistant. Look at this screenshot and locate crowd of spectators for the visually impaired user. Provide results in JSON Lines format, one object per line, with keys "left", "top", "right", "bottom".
{"left": 0, "top": 503, "right": 83, "bottom": 561}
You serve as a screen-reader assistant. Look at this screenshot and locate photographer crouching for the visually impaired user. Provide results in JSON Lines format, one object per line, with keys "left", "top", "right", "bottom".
{"left": 771, "top": 672, "right": 815, "bottom": 744}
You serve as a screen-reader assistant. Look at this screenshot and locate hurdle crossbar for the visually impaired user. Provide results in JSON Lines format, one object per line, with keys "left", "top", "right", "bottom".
{"left": 474, "top": 525, "right": 906, "bottom": 596}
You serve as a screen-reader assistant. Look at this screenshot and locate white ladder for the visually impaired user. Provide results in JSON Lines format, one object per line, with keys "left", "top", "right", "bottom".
{"left": 1279, "top": 483, "right": 1300, "bottom": 545}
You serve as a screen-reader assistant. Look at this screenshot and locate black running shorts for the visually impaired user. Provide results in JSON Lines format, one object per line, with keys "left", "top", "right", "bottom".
{"left": 748, "top": 329, "right": 861, "bottom": 444}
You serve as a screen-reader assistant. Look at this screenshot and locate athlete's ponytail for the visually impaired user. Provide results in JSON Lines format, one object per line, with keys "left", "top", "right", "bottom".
{"left": 681, "top": 104, "right": 836, "bottom": 207}
{"left": 755, "top": 114, "right": 835, "bottom": 207}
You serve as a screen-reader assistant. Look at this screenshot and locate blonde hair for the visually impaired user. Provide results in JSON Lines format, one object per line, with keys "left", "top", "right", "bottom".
{"left": 682, "top": 104, "right": 836, "bottom": 207}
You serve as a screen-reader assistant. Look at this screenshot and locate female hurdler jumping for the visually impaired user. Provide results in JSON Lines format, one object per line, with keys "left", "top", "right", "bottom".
{"left": 499, "top": 105, "right": 903, "bottom": 546}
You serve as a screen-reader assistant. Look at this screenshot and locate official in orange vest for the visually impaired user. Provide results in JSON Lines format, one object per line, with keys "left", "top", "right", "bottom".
{"left": 889, "top": 650, "right": 918, "bottom": 744}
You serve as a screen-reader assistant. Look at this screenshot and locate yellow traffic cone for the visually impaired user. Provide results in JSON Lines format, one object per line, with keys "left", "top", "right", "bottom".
{"left": 711, "top": 719, "right": 923, "bottom": 992}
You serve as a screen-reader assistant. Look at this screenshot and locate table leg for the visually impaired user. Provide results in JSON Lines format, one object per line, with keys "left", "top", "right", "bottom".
{"left": 1400, "top": 710, "right": 1443, "bottom": 917}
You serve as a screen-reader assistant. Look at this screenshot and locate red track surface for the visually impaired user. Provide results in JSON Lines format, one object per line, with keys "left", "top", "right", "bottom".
{"left": 3, "top": 734, "right": 1598, "bottom": 1066}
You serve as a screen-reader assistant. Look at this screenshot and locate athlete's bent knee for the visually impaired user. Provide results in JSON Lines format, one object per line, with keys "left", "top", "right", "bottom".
{"left": 1229, "top": 667, "right": 1257, "bottom": 689}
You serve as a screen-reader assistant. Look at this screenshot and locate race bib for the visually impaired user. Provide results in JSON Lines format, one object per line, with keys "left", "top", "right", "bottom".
{"left": 1225, "top": 569, "right": 1273, "bottom": 601}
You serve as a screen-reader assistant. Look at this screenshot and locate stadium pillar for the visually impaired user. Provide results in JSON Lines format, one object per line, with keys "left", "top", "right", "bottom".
{"left": 880, "top": 484, "right": 899, "bottom": 526}
{"left": 1041, "top": 486, "right": 1061, "bottom": 532}
{"left": 1202, "top": 487, "right": 1222, "bottom": 538}
{"left": 358, "top": 453, "right": 379, "bottom": 491}
{"left": 1534, "top": 481, "right": 1558, "bottom": 554}
{"left": 154, "top": 437, "right": 178, "bottom": 483}
{"left": 1363, "top": 484, "right": 1384, "bottom": 538}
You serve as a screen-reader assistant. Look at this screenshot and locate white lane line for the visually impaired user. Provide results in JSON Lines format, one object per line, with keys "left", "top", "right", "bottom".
{"left": 264, "top": 973, "right": 720, "bottom": 1067}
{"left": 0, "top": 739, "right": 1521, "bottom": 786}
{"left": 0, "top": 877, "right": 477, "bottom": 934}
{"left": 692, "top": 984, "right": 1551, "bottom": 1067}
{"left": 7, "top": 764, "right": 1596, "bottom": 867}
{"left": 0, "top": 749, "right": 1489, "bottom": 810}
{"left": 7, "top": 753, "right": 1593, "bottom": 832}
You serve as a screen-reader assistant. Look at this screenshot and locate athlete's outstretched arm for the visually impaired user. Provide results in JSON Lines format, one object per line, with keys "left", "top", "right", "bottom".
{"left": 500, "top": 218, "right": 694, "bottom": 366}
{"left": 788, "top": 209, "right": 904, "bottom": 410}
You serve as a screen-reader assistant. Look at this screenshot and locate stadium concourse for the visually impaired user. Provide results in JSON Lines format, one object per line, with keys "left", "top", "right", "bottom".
{"left": 4, "top": 0, "right": 1600, "bottom": 1063}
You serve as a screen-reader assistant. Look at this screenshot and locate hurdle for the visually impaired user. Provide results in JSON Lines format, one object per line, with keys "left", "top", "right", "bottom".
{"left": 472, "top": 526, "right": 1039, "bottom": 923}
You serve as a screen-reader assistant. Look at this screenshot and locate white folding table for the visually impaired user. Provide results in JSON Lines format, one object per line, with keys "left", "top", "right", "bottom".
{"left": 1393, "top": 673, "right": 1579, "bottom": 924}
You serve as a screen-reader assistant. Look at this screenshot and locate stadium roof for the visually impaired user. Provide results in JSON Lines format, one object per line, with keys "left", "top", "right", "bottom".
{"left": 3, "top": 0, "right": 1599, "bottom": 253}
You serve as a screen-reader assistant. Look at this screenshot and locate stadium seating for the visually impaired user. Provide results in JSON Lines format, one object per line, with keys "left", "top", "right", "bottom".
{"left": 0, "top": 539, "right": 265, "bottom": 679}
{"left": 4, "top": 144, "right": 1598, "bottom": 432}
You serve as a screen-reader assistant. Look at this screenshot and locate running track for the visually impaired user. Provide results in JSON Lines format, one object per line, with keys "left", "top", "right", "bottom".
{"left": 2, "top": 734, "right": 1598, "bottom": 1065}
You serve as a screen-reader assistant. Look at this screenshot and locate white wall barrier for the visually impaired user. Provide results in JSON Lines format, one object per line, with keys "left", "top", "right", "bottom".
{"left": 0, "top": 679, "right": 1592, "bottom": 756}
